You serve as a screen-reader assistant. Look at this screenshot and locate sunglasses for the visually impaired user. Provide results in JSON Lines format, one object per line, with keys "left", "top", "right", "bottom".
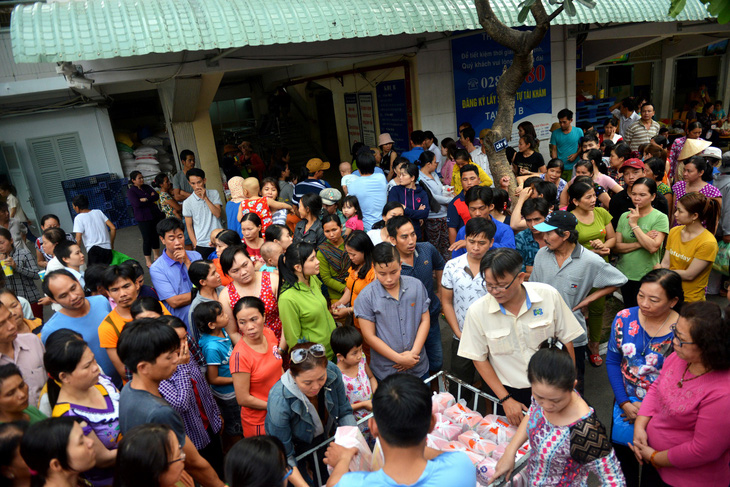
{"left": 290, "top": 344, "right": 326, "bottom": 364}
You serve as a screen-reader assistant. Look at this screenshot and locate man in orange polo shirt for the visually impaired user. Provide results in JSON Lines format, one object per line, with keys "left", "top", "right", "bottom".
{"left": 98, "top": 265, "right": 169, "bottom": 378}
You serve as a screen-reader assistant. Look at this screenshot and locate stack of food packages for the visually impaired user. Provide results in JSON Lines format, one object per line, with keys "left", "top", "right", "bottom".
{"left": 327, "top": 391, "right": 529, "bottom": 486}
{"left": 431, "top": 392, "right": 529, "bottom": 486}
{"left": 114, "top": 132, "right": 175, "bottom": 181}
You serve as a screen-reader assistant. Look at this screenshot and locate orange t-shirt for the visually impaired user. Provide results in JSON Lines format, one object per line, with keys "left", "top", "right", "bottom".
{"left": 214, "top": 258, "right": 232, "bottom": 287}
{"left": 98, "top": 302, "right": 170, "bottom": 349}
{"left": 230, "top": 327, "right": 283, "bottom": 427}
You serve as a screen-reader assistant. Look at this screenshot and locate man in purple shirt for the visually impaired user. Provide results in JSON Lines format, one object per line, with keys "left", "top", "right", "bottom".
{"left": 149, "top": 218, "right": 201, "bottom": 329}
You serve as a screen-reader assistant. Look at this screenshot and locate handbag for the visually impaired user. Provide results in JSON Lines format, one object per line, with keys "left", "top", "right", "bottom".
{"left": 611, "top": 400, "right": 636, "bottom": 446}
{"left": 712, "top": 240, "right": 730, "bottom": 275}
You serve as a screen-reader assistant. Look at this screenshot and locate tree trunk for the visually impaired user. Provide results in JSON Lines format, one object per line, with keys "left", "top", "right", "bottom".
{"left": 473, "top": 0, "right": 561, "bottom": 202}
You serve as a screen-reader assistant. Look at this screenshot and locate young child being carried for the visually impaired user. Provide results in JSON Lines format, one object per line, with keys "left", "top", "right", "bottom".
{"left": 331, "top": 325, "right": 377, "bottom": 443}
{"left": 237, "top": 177, "right": 292, "bottom": 238}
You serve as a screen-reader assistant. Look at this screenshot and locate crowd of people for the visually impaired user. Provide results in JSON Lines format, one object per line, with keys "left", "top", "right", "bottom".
{"left": 1, "top": 104, "right": 730, "bottom": 487}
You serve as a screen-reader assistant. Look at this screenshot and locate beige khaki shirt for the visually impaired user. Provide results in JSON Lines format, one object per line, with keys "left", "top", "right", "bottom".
{"left": 457, "top": 282, "right": 583, "bottom": 389}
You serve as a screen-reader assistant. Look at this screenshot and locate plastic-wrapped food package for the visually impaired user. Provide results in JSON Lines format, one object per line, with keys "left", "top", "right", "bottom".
{"left": 462, "top": 449, "right": 486, "bottom": 466}
{"left": 458, "top": 430, "right": 499, "bottom": 457}
{"left": 431, "top": 413, "right": 465, "bottom": 441}
{"left": 442, "top": 441, "right": 468, "bottom": 452}
{"left": 475, "top": 414, "right": 517, "bottom": 444}
{"left": 326, "top": 426, "right": 373, "bottom": 474}
{"left": 444, "top": 402, "right": 484, "bottom": 430}
{"left": 431, "top": 391, "right": 456, "bottom": 414}
{"left": 426, "top": 434, "right": 452, "bottom": 450}
{"left": 476, "top": 456, "right": 499, "bottom": 485}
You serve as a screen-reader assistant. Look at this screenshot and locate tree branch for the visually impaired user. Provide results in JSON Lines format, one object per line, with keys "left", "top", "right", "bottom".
{"left": 546, "top": 4, "right": 566, "bottom": 23}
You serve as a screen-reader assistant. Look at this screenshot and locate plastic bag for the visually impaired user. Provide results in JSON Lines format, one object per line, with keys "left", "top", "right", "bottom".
{"left": 476, "top": 456, "right": 498, "bottom": 485}
{"left": 458, "top": 430, "right": 498, "bottom": 457}
{"left": 371, "top": 438, "right": 385, "bottom": 471}
{"left": 475, "top": 415, "right": 517, "bottom": 444}
{"left": 444, "top": 401, "right": 483, "bottom": 429}
{"left": 426, "top": 434, "right": 451, "bottom": 450}
{"left": 431, "top": 413, "right": 465, "bottom": 441}
{"left": 431, "top": 391, "right": 456, "bottom": 414}
{"left": 326, "top": 426, "right": 372, "bottom": 474}
{"left": 713, "top": 240, "right": 730, "bottom": 275}
{"left": 442, "top": 440, "right": 468, "bottom": 452}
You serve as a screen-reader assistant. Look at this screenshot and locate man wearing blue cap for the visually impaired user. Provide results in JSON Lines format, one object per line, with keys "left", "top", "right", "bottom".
{"left": 530, "top": 211, "right": 627, "bottom": 393}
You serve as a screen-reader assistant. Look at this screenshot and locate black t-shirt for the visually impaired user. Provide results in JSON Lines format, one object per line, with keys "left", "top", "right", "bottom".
{"left": 513, "top": 151, "right": 545, "bottom": 172}
{"left": 608, "top": 189, "right": 669, "bottom": 230}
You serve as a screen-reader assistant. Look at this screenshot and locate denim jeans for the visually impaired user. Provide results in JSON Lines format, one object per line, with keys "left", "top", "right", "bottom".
{"left": 424, "top": 310, "right": 443, "bottom": 373}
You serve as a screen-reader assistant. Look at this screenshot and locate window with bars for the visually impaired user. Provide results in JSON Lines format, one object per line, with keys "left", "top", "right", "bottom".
{"left": 26, "top": 133, "right": 88, "bottom": 205}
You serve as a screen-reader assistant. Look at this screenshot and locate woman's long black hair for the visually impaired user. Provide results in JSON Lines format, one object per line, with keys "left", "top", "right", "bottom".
{"left": 278, "top": 242, "right": 316, "bottom": 296}
{"left": 344, "top": 231, "right": 375, "bottom": 280}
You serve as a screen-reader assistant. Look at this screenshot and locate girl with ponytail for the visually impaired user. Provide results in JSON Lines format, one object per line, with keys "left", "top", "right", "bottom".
{"left": 662, "top": 192, "right": 720, "bottom": 302}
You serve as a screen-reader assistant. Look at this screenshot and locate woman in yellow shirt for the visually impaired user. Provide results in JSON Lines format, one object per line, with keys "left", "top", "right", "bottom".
{"left": 662, "top": 192, "right": 720, "bottom": 302}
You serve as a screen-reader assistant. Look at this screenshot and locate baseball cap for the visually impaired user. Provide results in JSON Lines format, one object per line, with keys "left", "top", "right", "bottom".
{"left": 619, "top": 158, "right": 645, "bottom": 172}
{"left": 533, "top": 210, "right": 578, "bottom": 232}
{"left": 319, "top": 188, "right": 342, "bottom": 206}
{"left": 700, "top": 146, "right": 722, "bottom": 160}
{"left": 306, "top": 158, "right": 330, "bottom": 172}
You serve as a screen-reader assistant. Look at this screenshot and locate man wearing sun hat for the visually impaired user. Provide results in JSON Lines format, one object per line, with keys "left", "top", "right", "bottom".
{"left": 608, "top": 158, "right": 669, "bottom": 228}
{"left": 292, "top": 158, "right": 332, "bottom": 206}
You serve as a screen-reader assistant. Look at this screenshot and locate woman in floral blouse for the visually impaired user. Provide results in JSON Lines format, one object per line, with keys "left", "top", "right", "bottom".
{"left": 606, "top": 269, "right": 683, "bottom": 487}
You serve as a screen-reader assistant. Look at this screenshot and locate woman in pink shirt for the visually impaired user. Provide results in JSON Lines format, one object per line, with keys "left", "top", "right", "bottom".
{"left": 630, "top": 301, "right": 730, "bottom": 487}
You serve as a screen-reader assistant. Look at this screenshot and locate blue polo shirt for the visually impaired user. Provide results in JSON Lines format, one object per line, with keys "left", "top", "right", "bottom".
{"left": 401, "top": 146, "right": 425, "bottom": 163}
{"left": 41, "top": 295, "right": 120, "bottom": 386}
{"left": 451, "top": 217, "right": 515, "bottom": 258}
{"left": 149, "top": 250, "right": 202, "bottom": 328}
{"left": 400, "top": 242, "right": 445, "bottom": 314}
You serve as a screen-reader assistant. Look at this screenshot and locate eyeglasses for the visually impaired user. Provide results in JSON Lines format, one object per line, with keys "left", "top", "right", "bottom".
{"left": 290, "top": 344, "right": 327, "bottom": 364}
{"left": 670, "top": 324, "right": 695, "bottom": 347}
{"left": 484, "top": 273, "right": 519, "bottom": 292}
{"left": 281, "top": 466, "right": 293, "bottom": 483}
{"left": 168, "top": 444, "right": 186, "bottom": 465}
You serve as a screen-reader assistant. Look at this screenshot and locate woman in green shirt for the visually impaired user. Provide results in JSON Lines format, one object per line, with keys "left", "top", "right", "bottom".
{"left": 569, "top": 181, "right": 616, "bottom": 367}
{"left": 278, "top": 243, "right": 337, "bottom": 360}
{"left": 316, "top": 214, "right": 350, "bottom": 304}
{"left": 614, "top": 178, "right": 669, "bottom": 309}
{"left": 0, "top": 364, "right": 47, "bottom": 424}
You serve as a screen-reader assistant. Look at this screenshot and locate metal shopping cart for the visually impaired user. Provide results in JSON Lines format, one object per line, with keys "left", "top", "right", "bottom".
{"left": 295, "top": 371, "right": 531, "bottom": 486}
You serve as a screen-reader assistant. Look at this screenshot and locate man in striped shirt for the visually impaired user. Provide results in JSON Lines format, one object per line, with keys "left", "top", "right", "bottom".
{"left": 624, "top": 103, "right": 660, "bottom": 150}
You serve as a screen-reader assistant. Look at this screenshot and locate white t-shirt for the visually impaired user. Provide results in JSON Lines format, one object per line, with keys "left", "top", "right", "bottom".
{"left": 341, "top": 174, "right": 358, "bottom": 189}
{"left": 72, "top": 210, "right": 111, "bottom": 250}
{"left": 6, "top": 194, "right": 27, "bottom": 223}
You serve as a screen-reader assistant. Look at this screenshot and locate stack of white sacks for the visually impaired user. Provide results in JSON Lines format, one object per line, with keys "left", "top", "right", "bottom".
{"left": 117, "top": 133, "right": 175, "bottom": 181}
{"left": 327, "top": 392, "right": 529, "bottom": 486}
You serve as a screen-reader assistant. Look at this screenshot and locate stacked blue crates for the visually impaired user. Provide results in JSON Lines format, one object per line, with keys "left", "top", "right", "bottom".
{"left": 576, "top": 98, "right": 615, "bottom": 134}
{"left": 62, "top": 173, "right": 136, "bottom": 229}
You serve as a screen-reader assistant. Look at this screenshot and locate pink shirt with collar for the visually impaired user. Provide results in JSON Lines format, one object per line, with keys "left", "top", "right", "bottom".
{"left": 640, "top": 352, "right": 730, "bottom": 487}
{"left": 0, "top": 333, "right": 45, "bottom": 407}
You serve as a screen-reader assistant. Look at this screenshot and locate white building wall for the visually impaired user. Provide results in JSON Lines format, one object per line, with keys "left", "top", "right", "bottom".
{"left": 415, "top": 39, "right": 458, "bottom": 146}
{"left": 415, "top": 27, "right": 576, "bottom": 148}
{"left": 0, "top": 107, "right": 121, "bottom": 230}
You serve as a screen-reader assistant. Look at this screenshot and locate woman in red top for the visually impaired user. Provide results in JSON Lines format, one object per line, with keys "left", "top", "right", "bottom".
{"left": 218, "top": 245, "right": 283, "bottom": 349}
{"left": 240, "top": 213, "right": 265, "bottom": 269}
{"left": 230, "top": 296, "right": 283, "bottom": 437}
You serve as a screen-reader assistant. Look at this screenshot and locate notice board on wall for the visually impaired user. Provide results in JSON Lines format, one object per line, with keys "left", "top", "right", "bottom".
{"left": 376, "top": 80, "right": 410, "bottom": 154}
{"left": 451, "top": 29, "right": 553, "bottom": 144}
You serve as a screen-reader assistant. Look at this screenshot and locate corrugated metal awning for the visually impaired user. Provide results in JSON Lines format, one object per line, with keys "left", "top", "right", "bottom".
{"left": 10, "top": 0, "right": 715, "bottom": 63}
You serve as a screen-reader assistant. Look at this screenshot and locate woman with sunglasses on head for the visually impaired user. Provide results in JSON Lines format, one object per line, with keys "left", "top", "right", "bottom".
{"left": 114, "top": 423, "right": 191, "bottom": 487}
{"left": 266, "top": 342, "right": 355, "bottom": 487}
{"left": 630, "top": 301, "right": 730, "bottom": 487}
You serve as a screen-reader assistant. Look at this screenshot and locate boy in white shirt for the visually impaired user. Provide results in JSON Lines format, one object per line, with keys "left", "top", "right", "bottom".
{"left": 72, "top": 194, "right": 116, "bottom": 265}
